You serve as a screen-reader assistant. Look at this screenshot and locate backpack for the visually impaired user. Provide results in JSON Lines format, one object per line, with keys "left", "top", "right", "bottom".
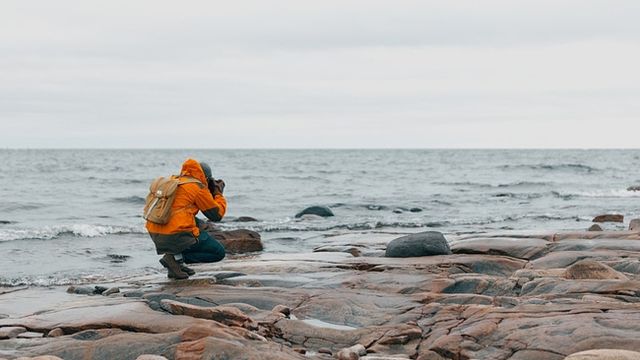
{"left": 143, "top": 176, "right": 203, "bottom": 224}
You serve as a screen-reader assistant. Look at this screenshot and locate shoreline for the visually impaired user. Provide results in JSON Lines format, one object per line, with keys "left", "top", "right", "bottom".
{"left": 2, "top": 229, "right": 640, "bottom": 359}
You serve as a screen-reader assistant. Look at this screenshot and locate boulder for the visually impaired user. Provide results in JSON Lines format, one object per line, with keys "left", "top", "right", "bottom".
{"left": 385, "top": 232, "right": 451, "bottom": 258}
{"left": 630, "top": 219, "right": 640, "bottom": 231}
{"left": 593, "top": 214, "right": 624, "bottom": 223}
{"left": 0, "top": 326, "right": 27, "bottom": 339}
{"left": 208, "top": 229, "right": 264, "bottom": 254}
{"left": 563, "top": 260, "right": 628, "bottom": 280}
{"left": 588, "top": 224, "right": 603, "bottom": 231}
{"left": 295, "top": 206, "right": 334, "bottom": 218}
{"left": 564, "top": 349, "right": 640, "bottom": 359}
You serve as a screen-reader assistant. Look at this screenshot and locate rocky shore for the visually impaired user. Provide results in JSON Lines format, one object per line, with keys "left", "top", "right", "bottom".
{"left": 3, "top": 226, "right": 640, "bottom": 360}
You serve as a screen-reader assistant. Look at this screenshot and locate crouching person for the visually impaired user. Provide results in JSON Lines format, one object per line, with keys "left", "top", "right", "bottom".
{"left": 144, "top": 158, "right": 227, "bottom": 279}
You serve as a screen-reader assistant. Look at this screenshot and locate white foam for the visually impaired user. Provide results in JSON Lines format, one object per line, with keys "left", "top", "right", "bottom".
{"left": 0, "top": 224, "right": 145, "bottom": 242}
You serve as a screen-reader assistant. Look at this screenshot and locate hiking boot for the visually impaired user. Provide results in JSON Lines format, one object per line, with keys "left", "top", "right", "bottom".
{"left": 180, "top": 263, "right": 195, "bottom": 276}
{"left": 159, "top": 254, "right": 189, "bottom": 279}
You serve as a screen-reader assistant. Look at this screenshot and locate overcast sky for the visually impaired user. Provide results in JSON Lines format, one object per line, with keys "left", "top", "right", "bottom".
{"left": 2, "top": 1, "right": 640, "bottom": 148}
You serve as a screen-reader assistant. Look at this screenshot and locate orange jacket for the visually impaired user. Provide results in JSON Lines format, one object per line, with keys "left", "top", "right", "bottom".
{"left": 146, "top": 159, "right": 227, "bottom": 240}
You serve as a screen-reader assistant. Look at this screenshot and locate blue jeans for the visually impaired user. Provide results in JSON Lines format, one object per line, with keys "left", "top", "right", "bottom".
{"left": 183, "top": 229, "right": 226, "bottom": 264}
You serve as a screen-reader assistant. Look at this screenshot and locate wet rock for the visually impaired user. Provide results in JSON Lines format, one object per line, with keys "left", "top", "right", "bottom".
{"left": 627, "top": 185, "right": 640, "bottom": 192}
{"left": 0, "top": 326, "right": 27, "bottom": 339}
{"left": 564, "top": 349, "right": 640, "bottom": 359}
{"left": 588, "top": 224, "right": 603, "bottom": 231}
{"left": 295, "top": 206, "right": 334, "bottom": 218}
{"left": 123, "top": 290, "right": 145, "bottom": 298}
{"left": 94, "top": 286, "right": 108, "bottom": 294}
{"left": 314, "top": 245, "right": 362, "bottom": 257}
{"left": 393, "top": 208, "right": 404, "bottom": 214}
{"left": 563, "top": 260, "right": 628, "bottom": 280}
{"left": 103, "top": 287, "right": 120, "bottom": 296}
{"left": 46, "top": 328, "right": 64, "bottom": 337}
{"left": 234, "top": 216, "right": 259, "bottom": 222}
{"left": 630, "top": 218, "right": 640, "bottom": 231}
{"left": 385, "top": 232, "right": 451, "bottom": 258}
{"left": 208, "top": 229, "right": 264, "bottom": 254}
{"left": 66, "top": 285, "right": 95, "bottom": 295}
{"left": 593, "top": 214, "right": 624, "bottom": 223}
{"left": 450, "top": 237, "right": 549, "bottom": 260}
{"left": 161, "top": 299, "right": 257, "bottom": 329}
{"left": 410, "top": 208, "right": 423, "bottom": 213}
{"left": 272, "top": 305, "right": 291, "bottom": 317}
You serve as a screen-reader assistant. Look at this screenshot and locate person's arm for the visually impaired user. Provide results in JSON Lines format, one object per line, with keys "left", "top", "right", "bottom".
{"left": 194, "top": 181, "right": 227, "bottom": 222}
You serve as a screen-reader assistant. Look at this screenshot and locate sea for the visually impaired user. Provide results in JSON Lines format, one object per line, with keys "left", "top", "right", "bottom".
{"left": 1, "top": 149, "right": 639, "bottom": 287}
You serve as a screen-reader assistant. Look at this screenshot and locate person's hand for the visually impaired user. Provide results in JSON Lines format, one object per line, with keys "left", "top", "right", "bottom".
{"left": 213, "top": 179, "right": 225, "bottom": 195}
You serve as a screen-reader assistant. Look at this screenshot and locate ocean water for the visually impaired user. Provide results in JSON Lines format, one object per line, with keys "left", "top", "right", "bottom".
{"left": 1, "top": 149, "right": 639, "bottom": 286}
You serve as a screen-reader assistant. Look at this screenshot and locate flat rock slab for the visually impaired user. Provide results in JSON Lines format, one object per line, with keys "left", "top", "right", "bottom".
{"left": 0, "top": 301, "right": 220, "bottom": 334}
{"left": 564, "top": 349, "right": 640, "bottom": 359}
{"left": 0, "top": 326, "right": 27, "bottom": 339}
{"left": 450, "top": 237, "right": 550, "bottom": 260}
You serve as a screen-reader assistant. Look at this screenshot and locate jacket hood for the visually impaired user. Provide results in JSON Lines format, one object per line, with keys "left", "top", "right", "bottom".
{"left": 180, "top": 158, "right": 207, "bottom": 184}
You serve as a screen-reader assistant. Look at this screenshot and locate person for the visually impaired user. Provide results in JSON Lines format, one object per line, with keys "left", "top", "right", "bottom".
{"left": 145, "top": 158, "right": 227, "bottom": 279}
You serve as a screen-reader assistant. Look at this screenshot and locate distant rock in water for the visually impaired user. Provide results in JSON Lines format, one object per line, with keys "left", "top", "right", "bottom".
{"left": 630, "top": 219, "right": 640, "bottom": 231}
{"left": 588, "top": 224, "right": 603, "bottom": 232}
{"left": 409, "top": 208, "right": 423, "bottom": 213}
{"left": 627, "top": 185, "right": 640, "bottom": 192}
{"left": 592, "top": 214, "right": 624, "bottom": 223}
{"left": 385, "top": 231, "right": 451, "bottom": 258}
{"left": 295, "top": 206, "right": 334, "bottom": 218}
{"left": 233, "top": 216, "right": 259, "bottom": 222}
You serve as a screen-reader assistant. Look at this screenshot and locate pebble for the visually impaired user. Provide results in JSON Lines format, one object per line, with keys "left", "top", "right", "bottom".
{"left": 46, "top": 328, "right": 64, "bottom": 337}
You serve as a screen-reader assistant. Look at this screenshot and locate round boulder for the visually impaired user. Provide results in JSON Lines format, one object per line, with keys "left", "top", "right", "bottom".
{"left": 295, "top": 206, "right": 334, "bottom": 218}
{"left": 564, "top": 349, "right": 640, "bottom": 360}
{"left": 385, "top": 231, "right": 451, "bottom": 258}
{"left": 563, "top": 260, "right": 628, "bottom": 280}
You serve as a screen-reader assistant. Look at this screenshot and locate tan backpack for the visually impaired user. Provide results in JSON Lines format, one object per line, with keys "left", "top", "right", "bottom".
{"left": 143, "top": 176, "right": 203, "bottom": 224}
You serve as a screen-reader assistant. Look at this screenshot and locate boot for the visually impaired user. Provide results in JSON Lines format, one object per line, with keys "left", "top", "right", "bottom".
{"left": 179, "top": 262, "right": 195, "bottom": 276}
{"left": 159, "top": 254, "right": 189, "bottom": 279}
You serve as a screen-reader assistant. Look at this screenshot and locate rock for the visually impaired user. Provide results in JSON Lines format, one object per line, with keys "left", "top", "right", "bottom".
{"left": 564, "top": 349, "right": 640, "bottom": 359}
{"left": 593, "top": 214, "right": 624, "bottom": 223}
{"left": 630, "top": 218, "right": 640, "bottom": 231}
{"left": 627, "top": 186, "right": 640, "bottom": 192}
{"left": 208, "top": 229, "right": 264, "bottom": 254}
{"left": 337, "top": 348, "right": 360, "bottom": 360}
{"left": 410, "top": 208, "right": 423, "bottom": 213}
{"left": 66, "top": 286, "right": 95, "bottom": 295}
{"left": 393, "top": 208, "right": 404, "bottom": 214}
{"left": 300, "top": 214, "right": 325, "bottom": 221}
{"left": 234, "top": 216, "right": 259, "bottom": 222}
{"left": 293, "top": 347, "right": 306, "bottom": 354}
{"left": 46, "top": 328, "right": 64, "bottom": 337}
{"left": 295, "top": 206, "right": 334, "bottom": 218}
{"left": 318, "top": 347, "right": 333, "bottom": 355}
{"left": 136, "top": 355, "right": 169, "bottom": 360}
{"left": 17, "top": 331, "right": 44, "bottom": 338}
{"left": 123, "top": 290, "right": 144, "bottom": 298}
{"left": 160, "top": 299, "right": 257, "bottom": 329}
{"left": 563, "top": 260, "right": 628, "bottom": 280}
{"left": 588, "top": 224, "right": 603, "bottom": 231}
{"left": 385, "top": 232, "right": 451, "bottom": 258}
{"left": 272, "top": 305, "right": 291, "bottom": 317}
{"left": 0, "top": 326, "right": 26, "bottom": 339}
{"left": 314, "top": 245, "right": 362, "bottom": 257}
{"left": 93, "top": 286, "right": 108, "bottom": 294}
{"left": 103, "top": 287, "right": 120, "bottom": 296}
{"left": 18, "top": 356, "right": 65, "bottom": 360}
{"left": 450, "top": 237, "right": 549, "bottom": 260}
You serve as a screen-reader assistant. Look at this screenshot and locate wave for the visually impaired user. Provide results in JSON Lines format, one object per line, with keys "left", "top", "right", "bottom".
{"left": 434, "top": 181, "right": 552, "bottom": 189}
{"left": 214, "top": 213, "right": 587, "bottom": 233}
{"left": 498, "top": 163, "right": 598, "bottom": 172}
{"left": 0, "top": 224, "right": 146, "bottom": 242}
{"left": 553, "top": 189, "right": 640, "bottom": 199}
{"left": 0, "top": 202, "right": 45, "bottom": 212}
{"left": 112, "top": 196, "right": 146, "bottom": 204}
